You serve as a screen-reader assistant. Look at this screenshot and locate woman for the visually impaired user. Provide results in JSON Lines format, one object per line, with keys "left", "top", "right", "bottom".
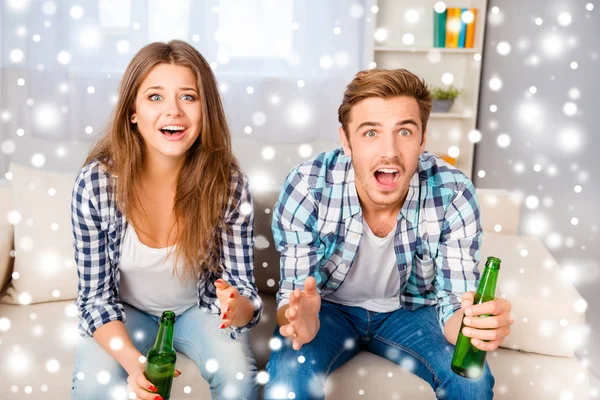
{"left": 70, "top": 40, "right": 261, "bottom": 400}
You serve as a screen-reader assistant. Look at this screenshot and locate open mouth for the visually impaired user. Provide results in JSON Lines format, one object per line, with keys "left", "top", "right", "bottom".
{"left": 159, "top": 125, "right": 186, "bottom": 140}
{"left": 374, "top": 168, "right": 399, "bottom": 187}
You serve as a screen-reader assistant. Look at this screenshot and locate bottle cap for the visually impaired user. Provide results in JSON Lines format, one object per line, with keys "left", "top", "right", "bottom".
{"left": 161, "top": 310, "right": 176, "bottom": 322}
{"left": 486, "top": 256, "right": 501, "bottom": 269}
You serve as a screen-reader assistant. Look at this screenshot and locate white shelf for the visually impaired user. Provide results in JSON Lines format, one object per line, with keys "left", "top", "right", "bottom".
{"left": 374, "top": 46, "right": 482, "bottom": 54}
{"left": 430, "top": 112, "right": 472, "bottom": 119}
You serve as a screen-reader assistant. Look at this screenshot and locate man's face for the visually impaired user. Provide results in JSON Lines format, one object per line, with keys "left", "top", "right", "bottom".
{"left": 339, "top": 96, "right": 427, "bottom": 212}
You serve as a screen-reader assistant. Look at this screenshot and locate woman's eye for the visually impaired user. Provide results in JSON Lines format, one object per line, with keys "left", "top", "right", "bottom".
{"left": 181, "top": 94, "right": 195, "bottom": 101}
{"left": 149, "top": 94, "right": 162, "bottom": 101}
{"left": 365, "top": 130, "right": 377, "bottom": 137}
{"left": 399, "top": 129, "right": 411, "bottom": 137}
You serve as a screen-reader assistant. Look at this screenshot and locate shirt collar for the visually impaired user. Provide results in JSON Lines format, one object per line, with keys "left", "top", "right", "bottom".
{"left": 342, "top": 163, "right": 362, "bottom": 220}
{"left": 398, "top": 171, "right": 421, "bottom": 225}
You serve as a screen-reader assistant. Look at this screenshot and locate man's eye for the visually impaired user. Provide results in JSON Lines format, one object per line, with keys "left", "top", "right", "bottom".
{"left": 399, "top": 129, "right": 411, "bottom": 136}
{"left": 365, "top": 130, "right": 377, "bottom": 137}
{"left": 149, "top": 94, "right": 162, "bottom": 101}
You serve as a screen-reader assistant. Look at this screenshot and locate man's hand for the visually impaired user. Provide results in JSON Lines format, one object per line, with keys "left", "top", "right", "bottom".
{"left": 279, "top": 276, "right": 321, "bottom": 351}
{"left": 459, "top": 291, "right": 514, "bottom": 351}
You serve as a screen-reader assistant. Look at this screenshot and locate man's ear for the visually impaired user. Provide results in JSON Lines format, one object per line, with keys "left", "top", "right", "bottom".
{"left": 339, "top": 126, "right": 352, "bottom": 157}
{"left": 420, "top": 127, "right": 427, "bottom": 150}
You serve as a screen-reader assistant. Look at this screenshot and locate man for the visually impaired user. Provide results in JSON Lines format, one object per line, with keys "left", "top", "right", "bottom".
{"left": 265, "top": 69, "right": 514, "bottom": 399}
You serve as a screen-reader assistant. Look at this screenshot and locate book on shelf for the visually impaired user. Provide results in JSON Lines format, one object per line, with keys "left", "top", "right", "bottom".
{"left": 440, "top": 154, "right": 457, "bottom": 166}
{"left": 434, "top": 7, "right": 477, "bottom": 49}
{"left": 433, "top": 8, "right": 447, "bottom": 47}
{"left": 465, "top": 8, "right": 477, "bottom": 48}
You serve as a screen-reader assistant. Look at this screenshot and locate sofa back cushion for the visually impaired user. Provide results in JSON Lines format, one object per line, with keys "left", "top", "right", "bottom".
{"left": 1, "top": 163, "right": 78, "bottom": 305}
{"left": 252, "top": 189, "right": 282, "bottom": 295}
{"left": 0, "top": 187, "right": 14, "bottom": 292}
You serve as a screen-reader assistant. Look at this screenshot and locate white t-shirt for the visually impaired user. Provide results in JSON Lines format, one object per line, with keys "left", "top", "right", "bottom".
{"left": 118, "top": 224, "right": 198, "bottom": 317}
{"left": 325, "top": 219, "right": 401, "bottom": 312}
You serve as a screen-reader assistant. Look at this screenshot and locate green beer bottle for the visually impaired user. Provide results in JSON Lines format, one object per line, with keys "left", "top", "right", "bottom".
{"left": 145, "top": 310, "right": 177, "bottom": 399}
{"left": 451, "top": 256, "right": 501, "bottom": 379}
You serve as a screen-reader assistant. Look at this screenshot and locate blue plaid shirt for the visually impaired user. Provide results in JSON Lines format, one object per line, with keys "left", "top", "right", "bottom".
{"left": 272, "top": 148, "right": 482, "bottom": 330}
{"left": 71, "top": 160, "right": 262, "bottom": 337}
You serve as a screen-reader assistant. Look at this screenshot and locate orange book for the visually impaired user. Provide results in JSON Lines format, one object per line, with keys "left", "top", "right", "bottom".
{"left": 452, "top": 9, "right": 460, "bottom": 47}
{"left": 445, "top": 8, "right": 460, "bottom": 48}
{"left": 445, "top": 8, "right": 454, "bottom": 47}
{"left": 465, "top": 8, "right": 477, "bottom": 48}
{"left": 440, "top": 154, "right": 457, "bottom": 166}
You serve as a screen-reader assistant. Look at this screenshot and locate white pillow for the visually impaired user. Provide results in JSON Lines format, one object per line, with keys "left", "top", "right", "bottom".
{"left": 1, "top": 163, "right": 78, "bottom": 304}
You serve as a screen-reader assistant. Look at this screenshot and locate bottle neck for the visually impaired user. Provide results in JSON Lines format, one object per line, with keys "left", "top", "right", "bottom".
{"left": 153, "top": 320, "right": 174, "bottom": 352}
{"left": 476, "top": 265, "right": 499, "bottom": 302}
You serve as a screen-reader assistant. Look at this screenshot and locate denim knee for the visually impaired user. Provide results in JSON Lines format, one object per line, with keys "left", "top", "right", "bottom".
{"left": 435, "top": 364, "right": 495, "bottom": 400}
{"left": 71, "top": 354, "right": 128, "bottom": 400}
{"left": 265, "top": 346, "right": 330, "bottom": 400}
{"left": 203, "top": 361, "right": 257, "bottom": 400}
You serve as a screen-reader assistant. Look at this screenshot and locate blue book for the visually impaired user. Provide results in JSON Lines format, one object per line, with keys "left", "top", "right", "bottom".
{"left": 458, "top": 8, "right": 468, "bottom": 48}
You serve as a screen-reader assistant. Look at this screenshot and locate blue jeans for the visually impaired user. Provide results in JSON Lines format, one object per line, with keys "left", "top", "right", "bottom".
{"left": 71, "top": 303, "right": 258, "bottom": 400}
{"left": 265, "top": 301, "right": 494, "bottom": 400}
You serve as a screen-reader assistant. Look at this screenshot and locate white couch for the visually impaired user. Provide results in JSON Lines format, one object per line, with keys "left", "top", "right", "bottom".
{"left": 0, "top": 162, "right": 591, "bottom": 399}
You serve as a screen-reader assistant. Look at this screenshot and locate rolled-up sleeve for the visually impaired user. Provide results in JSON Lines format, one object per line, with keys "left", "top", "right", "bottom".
{"left": 271, "top": 169, "right": 323, "bottom": 309}
{"left": 433, "top": 179, "right": 482, "bottom": 331}
{"left": 71, "top": 164, "right": 124, "bottom": 337}
{"left": 219, "top": 169, "right": 263, "bottom": 333}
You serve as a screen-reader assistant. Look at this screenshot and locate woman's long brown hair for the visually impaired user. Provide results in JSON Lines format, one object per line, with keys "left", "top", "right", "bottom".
{"left": 84, "top": 40, "right": 238, "bottom": 280}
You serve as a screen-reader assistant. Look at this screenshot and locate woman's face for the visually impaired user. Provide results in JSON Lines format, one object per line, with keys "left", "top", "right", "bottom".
{"left": 131, "top": 63, "right": 201, "bottom": 163}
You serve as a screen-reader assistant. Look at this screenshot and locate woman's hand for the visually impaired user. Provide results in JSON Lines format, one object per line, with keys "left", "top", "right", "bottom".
{"left": 126, "top": 362, "right": 181, "bottom": 400}
{"left": 214, "top": 279, "right": 255, "bottom": 329}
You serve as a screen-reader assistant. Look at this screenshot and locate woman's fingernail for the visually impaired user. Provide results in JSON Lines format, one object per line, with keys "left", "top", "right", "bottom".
{"left": 148, "top": 385, "right": 157, "bottom": 392}
{"left": 176, "top": 369, "right": 182, "bottom": 376}
{"left": 220, "top": 323, "right": 225, "bottom": 329}
{"left": 222, "top": 313, "right": 228, "bottom": 320}
{"left": 154, "top": 396, "right": 163, "bottom": 400}
{"left": 227, "top": 306, "right": 231, "bottom": 312}
{"left": 229, "top": 293, "right": 235, "bottom": 298}
{"left": 463, "top": 317, "right": 471, "bottom": 325}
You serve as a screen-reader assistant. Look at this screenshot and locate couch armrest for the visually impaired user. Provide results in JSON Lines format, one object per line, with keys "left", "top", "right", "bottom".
{"left": 481, "top": 233, "right": 586, "bottom": 358}
{"left": 0, "top": 187, "right": 14, "bottom": 291}
{"left": 477, "top": 189, "right": 521, "bottom": 235}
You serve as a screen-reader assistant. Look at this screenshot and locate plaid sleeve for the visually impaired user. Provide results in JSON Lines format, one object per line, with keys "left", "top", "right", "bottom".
{"left": 71, "top": 163, "right": 124, "bottom": 337}
{"left": 433, "top": 178, "right": 482, "bottom": 331}
{"left": 271, "top": 169, "right": 323, "bottom": 310}
{"left": 219, "top": 168, "right": 262, "bottom": 333}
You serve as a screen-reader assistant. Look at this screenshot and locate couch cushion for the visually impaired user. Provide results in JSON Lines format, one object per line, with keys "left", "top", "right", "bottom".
{"left": 0, "top": 187, "right": 14, "bottom": 292}
{"left": 1, "top": 163, "right": 78, "bottom": 304}
{"left": 481, "top": 233, "right": 587, "bottom": 358}
{"left": 476, "top": 189, "right": 521, "bottom": 235}
{"left": 252, "top": 189, "right": 282, "bottom": 296}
